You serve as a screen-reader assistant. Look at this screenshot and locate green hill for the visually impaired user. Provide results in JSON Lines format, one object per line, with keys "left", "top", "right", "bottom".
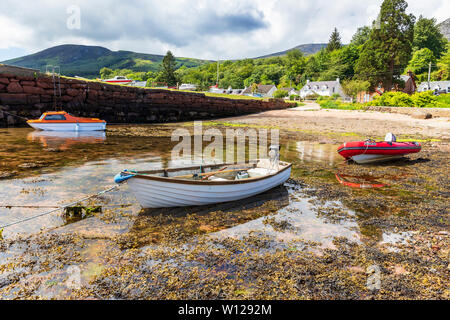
{"left": 1, "top": 44, "right": 211, "bottom": 78}
{"left": 1, "top": 43, "right": 329, "bottom": 78}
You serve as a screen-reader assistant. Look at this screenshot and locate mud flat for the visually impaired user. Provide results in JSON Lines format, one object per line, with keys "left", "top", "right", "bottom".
{"left": 0, "top": 115, "right": 448, "bottom": 300}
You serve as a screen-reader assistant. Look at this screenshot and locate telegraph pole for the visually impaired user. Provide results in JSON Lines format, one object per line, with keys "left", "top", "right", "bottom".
{"left": 427, "top": 62, "right": 431, "bottom": 91}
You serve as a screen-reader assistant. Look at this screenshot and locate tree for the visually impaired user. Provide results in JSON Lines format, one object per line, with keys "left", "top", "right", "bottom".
{"left": 99, "top": 67, "right": 113, "bottom": 79}
{"left": 341, "top": 80, "right": 371, "bottom": 102}
{"left": 413, "top": 16, "right": 447, "bottom": 59}
{"left": 161, "top": 51, "right": 178, "bottom": 86}
{"left": 355, "top": 0, "right": 415, "bottom": 91}
{"left": 273, "top": 90, "right": 289, "bottom": 99}
{"left": 351, "top": 26, "right": 372, "bottom": 47}
{"left": 405, "top": 48, "right": 436, "bottom": 75}
{"left": 433, "top": 43, "right": 450, "bottom": 80}
{"left": 327, "top": 28, "right": 342, "bottom": 52}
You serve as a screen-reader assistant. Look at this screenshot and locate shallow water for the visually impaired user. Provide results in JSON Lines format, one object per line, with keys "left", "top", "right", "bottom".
{"left": 0, "top": 126, "right": 375, "bottom": 244}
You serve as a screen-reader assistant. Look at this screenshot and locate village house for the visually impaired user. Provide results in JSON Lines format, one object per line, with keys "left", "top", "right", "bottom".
{"left": 357, "top": 71, "right": 417, "bottom": 103}
{"left": 299, "top": 78, "right": 346, "bottom": 99}
{"left": 280, "top": 87, "right": 299, "bottom": 96}
{"left": 417, "top": 81, "right": 450, "bottom": 94}
{"left": 242, "top": 84, "right": 277, "bottom": 98}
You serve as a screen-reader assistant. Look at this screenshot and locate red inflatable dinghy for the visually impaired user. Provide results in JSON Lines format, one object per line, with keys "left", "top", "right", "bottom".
{"left": 338, "top": 139, "right": 421, "bottom": 164}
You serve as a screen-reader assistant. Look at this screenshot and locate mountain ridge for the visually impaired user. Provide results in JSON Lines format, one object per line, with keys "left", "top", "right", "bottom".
{"left": 1, "top": 43, "right": 328, "bottom": 77}
{"left": 438, "top": 17, "right": 450, "bottom": 41}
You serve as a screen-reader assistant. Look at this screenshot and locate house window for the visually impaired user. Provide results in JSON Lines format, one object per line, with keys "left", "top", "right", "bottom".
{"left": 44, "top": 114, "right": 66, "bottom": 121}
{"left": 332, "top": 88, "right": 335, "bottom": 93}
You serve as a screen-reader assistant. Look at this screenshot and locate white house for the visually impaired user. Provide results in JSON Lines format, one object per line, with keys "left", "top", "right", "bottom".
{"left": 299, "top": 78, "right": 346, "bottom": 99}
{"left": 417, "top": 81, "right": 450, "bottom": 94}
{"left": 242, "top": 84, "right": 277, "bottom": 98}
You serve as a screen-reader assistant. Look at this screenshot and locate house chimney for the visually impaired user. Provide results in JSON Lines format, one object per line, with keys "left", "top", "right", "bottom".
{"left": 307, "top": 79, "right": 310, "bottom": 84}
{"left": 336, "top": 78, "right": 340, "bottom": 83}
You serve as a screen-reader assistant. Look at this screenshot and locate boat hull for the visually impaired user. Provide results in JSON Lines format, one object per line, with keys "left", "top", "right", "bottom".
{"left": 350, "top": 154, "right": 404, "bottom": 164}
{"left": 27, "top": 122, "right": 106, "bottom": 131}
{"left": 127, "top": 166, "right": 292, "bottom": 208}
{"left": 338, "top": 141, "right": 421, "bottom": 164}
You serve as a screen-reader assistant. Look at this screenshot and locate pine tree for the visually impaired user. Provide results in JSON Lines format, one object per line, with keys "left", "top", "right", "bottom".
{"left": 327, "top": 28, "right": 342, "bottom": 52}
{"left": 355, "top": 0, "right": 415, "bottom": 91}
{"left": 161, "top": 51, "right": 177, "bottom": 87}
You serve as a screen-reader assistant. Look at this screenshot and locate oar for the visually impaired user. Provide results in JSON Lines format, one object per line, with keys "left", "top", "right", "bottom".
{"left": 202, "top": 167, "right": 228, "bottom": 180}
{"left": 174, "top": 168, "right": 248, "bottom": 179}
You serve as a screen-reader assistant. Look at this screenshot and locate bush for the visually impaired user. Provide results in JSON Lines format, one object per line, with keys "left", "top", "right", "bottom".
{"left": 411, "top": 91, "right": 438, "bottom": 108}
{"left": 273, "top": 90, "right": 289, "bottom": 99}
{"left": 435, "top": 93, "right": 450, "bottom": 108}
{"left": 368, "top": 91, "right": 437, "bottom": 108}
{"left": 305, "top": 93, "right": 320, "bottom": 100}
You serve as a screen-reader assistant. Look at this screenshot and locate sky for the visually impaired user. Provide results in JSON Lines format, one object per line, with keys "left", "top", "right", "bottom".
{"left": 0, "top": 0, "right": 448, "bottom": 61}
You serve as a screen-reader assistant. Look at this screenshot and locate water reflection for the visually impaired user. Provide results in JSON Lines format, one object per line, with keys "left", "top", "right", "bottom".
{"left": 335, "top": 172, "right": 388, "bottom": 189}
{"left": 27, "top": 131, "right": 107, "bottom": 150}
{"left": 213, "top": 188, "right": 360, "bottom": 250}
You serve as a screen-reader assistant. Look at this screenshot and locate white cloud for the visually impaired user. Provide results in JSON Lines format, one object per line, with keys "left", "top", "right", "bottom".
{"left": 0, "top": 0, "right": 448, "bottom": 61}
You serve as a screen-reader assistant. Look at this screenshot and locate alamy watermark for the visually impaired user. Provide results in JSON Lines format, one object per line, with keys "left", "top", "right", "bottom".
{"left": 67, "top": 5, "right": 81, "bottom": 30}
{"left": 171, "top": 121, "right": 279, "bottom": 165}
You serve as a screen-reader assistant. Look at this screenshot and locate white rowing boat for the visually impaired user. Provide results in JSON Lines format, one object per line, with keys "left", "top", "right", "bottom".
{"left": 115, "top": 159, "right": 292, "bottom": 208}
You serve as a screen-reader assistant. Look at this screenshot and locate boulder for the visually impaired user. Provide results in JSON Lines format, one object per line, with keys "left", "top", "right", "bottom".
{"left": 0, "top": 78, "right": 10, "bottom": 85}
{"left": 20, "top": 80, "right": 36, "bottom": 87}
{"left": 412, "top": 112, "right": 433, "bottom": 120}
{"left": 22, "top": 86, "right": 46, "bottom": 95}
{"left": 0, "top": 93, "right": 27, "bottom": 104}
{"left": 36, "top": 80, "right": 54, "bottom": 89}
{"left": 66, "top": 88, "right": 80, "bottom": 97}
{"left": 6, "top": 82, "right": 23, "bottom": 93}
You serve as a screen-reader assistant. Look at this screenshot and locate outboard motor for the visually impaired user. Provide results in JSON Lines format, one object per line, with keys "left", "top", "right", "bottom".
{"left": 385, "top": 133, "right": 397, "bottom": 143}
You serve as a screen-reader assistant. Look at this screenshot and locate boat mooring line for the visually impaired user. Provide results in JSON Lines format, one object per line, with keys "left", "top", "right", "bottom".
{"left": 0, "top": 106, "right": 30, "bottom": 121}
{"left": 0, "top": 185, "right": 119, "bottom": 229}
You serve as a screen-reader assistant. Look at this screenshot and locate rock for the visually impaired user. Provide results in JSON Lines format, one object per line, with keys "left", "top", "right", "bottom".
{"left": 0, "top": 93, "right": 28, "bottom": 105}
{"left": 18, "top": 163, "right": 40, "bottom": 169}
{"left": 20, "top": 80, "right": 36, "bottom": 86}
{"left": 0, "top": 171, "right": 17, "bottom": 179}
{"left": 0, "top": 78, "right": 10, "bottom": 85}
{"left": 61, "top": 95, "right": 73, "bottom": 102}
{"left": 393, "top": 265, "right": 409, "bottom": 275}
{"left": 0, "top": 84, "right": 5, "bottom": 92}
{"left": 412, "top": 112, "right": 432, "bottom": 120}
{"left": 438, "top": 231, "right": 448, "bottom": 235}
{"left": 36, "top": 80, "right": 54, "bottom": 89}
{"left": 22, "top": 86, "right": 46, "bottom": 95}
{"left": 6, "top": 82, "right": 24, "bottom": 93}
{"left": 66, "top": 88, "right": 80, "bottom": 97}
{"left": 348, "top": 266, "right": 365, "bottom": 273}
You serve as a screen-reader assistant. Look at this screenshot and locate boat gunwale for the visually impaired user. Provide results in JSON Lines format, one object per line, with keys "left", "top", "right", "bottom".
{"left": 128, "top": 161, "right": 292, "bottom": 185}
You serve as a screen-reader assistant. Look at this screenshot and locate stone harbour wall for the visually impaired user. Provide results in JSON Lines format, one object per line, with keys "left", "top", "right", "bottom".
{"left": 0, "top": 73, "right": 290, "bottom": 127}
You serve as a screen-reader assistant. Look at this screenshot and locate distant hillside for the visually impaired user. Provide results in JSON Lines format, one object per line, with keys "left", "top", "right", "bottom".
{"left": 1, "top": 43, "right": 330, "bottom": 77}
{"left": 1, "top": 45, "right": 211, "bottom": 77}
{"left": 255, "top": 43, "right": 328, "bottom": 59}
{"left": 438, "top": 18, "right": 450, "bottom": 41}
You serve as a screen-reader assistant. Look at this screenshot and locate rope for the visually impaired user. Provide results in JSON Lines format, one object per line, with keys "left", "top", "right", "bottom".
{"left": 0, "top": 106, "right": 29, "bottom": 121}
{"left": 0, "top": 185, "right": 118, "bottom": 229}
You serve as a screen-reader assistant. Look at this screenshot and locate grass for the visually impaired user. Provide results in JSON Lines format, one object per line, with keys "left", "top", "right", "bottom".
{"left": 319, "top": 100, "right": 364, "bottom": 110}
